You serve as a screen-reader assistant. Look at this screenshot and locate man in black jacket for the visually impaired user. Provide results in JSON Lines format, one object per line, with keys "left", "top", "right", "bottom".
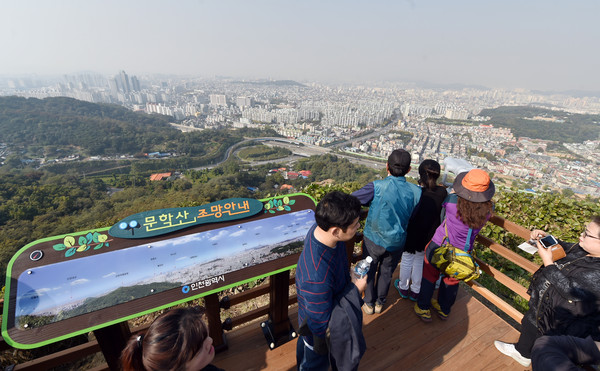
{"left": 328, "top": 280, "right": 367, "bottom": 371}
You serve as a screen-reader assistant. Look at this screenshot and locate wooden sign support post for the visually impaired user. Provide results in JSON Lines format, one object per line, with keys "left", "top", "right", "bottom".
{"left": 93, "top": 322, "right": 131, "bottom": 371}
{"left": 205, "top": 293, "right": 227, "bottom": 351}
{"left": 261, "top": 270, "right": 296, "bottom": 349}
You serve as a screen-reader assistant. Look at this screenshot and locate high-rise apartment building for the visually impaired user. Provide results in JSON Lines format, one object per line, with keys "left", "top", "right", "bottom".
{"left": 236, "top": 96, "right": 252, "bottom": 108}
{"left": 210, "top": 94, "right": 227, "bottom": 106}
{"left": 130, "top": 76, "right": 141, "bottom": 92}
{"left": 118, "top": 70, "right": 131, "bottom": 93}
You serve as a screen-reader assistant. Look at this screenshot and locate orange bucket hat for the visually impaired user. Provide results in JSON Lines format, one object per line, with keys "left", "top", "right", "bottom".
{"left": 452, "top": 169, "right": 495, "bottom": 202}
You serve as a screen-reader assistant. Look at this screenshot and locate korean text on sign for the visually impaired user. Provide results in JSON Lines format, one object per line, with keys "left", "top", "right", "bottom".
{"left": 197, "top": 200, "right": 251, "bottom": 219}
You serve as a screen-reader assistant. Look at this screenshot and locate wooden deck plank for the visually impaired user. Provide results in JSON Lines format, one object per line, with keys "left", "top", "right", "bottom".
{"left": 439, "top": 309, "right": 523, "bottom": 370}
{"left": 392, "top": 298, "right": 487, "bottom": 368}
{"left": 213, "top": 278, "right": 527, "bottom": 371}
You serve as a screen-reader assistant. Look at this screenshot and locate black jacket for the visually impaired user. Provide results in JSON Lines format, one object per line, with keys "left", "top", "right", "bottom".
{"left": 526, "top": 241, "right": 600, "bottom": 340}
{"left": 327, "top": 282, "right": 366, "bottom": 371}
{"left": 404, "top": 185, "right": 447, "bottom": 253}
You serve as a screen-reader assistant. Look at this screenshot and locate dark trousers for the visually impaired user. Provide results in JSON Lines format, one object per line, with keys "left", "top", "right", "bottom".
{"left": 296, "top": 336, "right": 329, "bottom": 371}
{"left": 516, "top": 317, "right": 540, "bottom": 358}
{"left": 362, "top": 237, "right": 402, "bottom": 306}
{"left": 416, "top": 241, "right": 459, "bottom": 314}
{"left": 532, "top": 335, "right": 600, "bottom": 371}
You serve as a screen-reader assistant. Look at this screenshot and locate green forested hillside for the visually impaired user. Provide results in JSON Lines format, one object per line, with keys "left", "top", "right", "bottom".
{"left": 479, "top": 106, "right": 600, "bottom": 142}
{"left": 0, "top": 96, "right": 285, "bottom": 176}
{"left": 0, "top": 96, "right": 178, "bottom": 155}
{"left": 295, "top": 154, "right": 383, "bottom": 185}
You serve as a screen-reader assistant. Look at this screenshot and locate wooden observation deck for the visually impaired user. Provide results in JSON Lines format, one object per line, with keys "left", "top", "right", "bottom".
{"left": 212, "top": 267, "right": 525, "bottom": 371}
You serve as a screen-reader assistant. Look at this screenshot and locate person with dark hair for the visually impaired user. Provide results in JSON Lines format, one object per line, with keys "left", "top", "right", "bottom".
{"left": 495, "top": 216, "right": 600, "bottom": 367}
{"left": 352, "top": 149, "right": 422, "bottom": 314}
{"left": 121, "top": 306, "right": 223, "bottom": 371}
{"left": 395, "top": 159, "right": 447, "bottom": 301}
{"left": 414, "top": 169, "right": 495, "bottom": 322}
{"left": 296, "top": 191, "right": 366, "bottom": 371}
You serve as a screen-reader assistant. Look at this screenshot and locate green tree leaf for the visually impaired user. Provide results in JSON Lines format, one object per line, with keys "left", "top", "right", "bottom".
{"left": 65, "top": 247, "right": 77, "bottom": 257}
{"left": 53, "top": 243, "right": 66, "bottom": 251}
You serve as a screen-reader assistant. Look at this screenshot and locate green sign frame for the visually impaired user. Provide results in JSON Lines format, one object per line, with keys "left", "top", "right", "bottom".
{"left": 2, "top": 193, "right": 316, "bottom": 349}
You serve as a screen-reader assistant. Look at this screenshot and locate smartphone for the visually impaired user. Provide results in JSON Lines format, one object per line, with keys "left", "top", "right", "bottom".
{"left": 539, "top": 235, "right": 558, "bottom": 249}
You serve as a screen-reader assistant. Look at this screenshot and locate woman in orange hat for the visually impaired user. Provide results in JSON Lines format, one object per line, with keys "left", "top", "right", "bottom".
{"left": 413, "top": 169, "right": 495, "bottom": 322}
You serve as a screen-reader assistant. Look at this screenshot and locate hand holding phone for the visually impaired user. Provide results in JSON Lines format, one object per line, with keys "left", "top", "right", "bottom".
{"left": 536, "top": 234, "right": 566, "bottom": 262}
{"left": 530, "top": 229, "right": 547, "bottom": 241}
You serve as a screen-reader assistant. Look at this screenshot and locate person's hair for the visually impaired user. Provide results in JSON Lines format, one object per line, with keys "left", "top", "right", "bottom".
{"left": 389, "top": 165, "right": 407, "bottom": 177}
{"left": 456, "top": 196, "right": 493, "bottom": 229}
{"left": 418, "top": 160, "right": 441, "bottom": 191}
{"left": 315, "top": 191, "right": 361, "bottom": 232}
{"left": 591, "top": 216, "right": 600, "bottom": 238}
{"left": 387, "top": 149, "right": 411, "bottom": 177}
{"left": 121, "top": 307, "right": 208, "bottom": 371}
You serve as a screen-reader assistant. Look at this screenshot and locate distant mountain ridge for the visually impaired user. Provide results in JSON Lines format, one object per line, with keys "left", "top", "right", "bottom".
{"left": 531, "top": 89, "right": 600, "bottom": 99}
{"left": 233, "top": 80, "right": 305, "bottom": 87}
{"left": 61, "top": 281, "right": 181, "bottom": 320}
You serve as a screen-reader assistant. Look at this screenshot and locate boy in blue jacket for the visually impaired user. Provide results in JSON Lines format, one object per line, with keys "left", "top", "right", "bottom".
{"left": 352, "top": 149, "right": 421, "bottom": 314}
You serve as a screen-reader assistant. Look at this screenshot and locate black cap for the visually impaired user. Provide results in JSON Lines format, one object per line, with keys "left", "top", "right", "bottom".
{"left": 388, "top": 149, "right": 411, "bottom": 176}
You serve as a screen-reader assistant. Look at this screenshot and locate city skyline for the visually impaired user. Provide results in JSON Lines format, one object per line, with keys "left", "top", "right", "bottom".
{"left": 1, "top": 0, "right": 599, "bottom": 92}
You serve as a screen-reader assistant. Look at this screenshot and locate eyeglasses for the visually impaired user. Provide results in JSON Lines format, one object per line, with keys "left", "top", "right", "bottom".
{"left": 582, "top": 230, "right": 600, "bottom": 240}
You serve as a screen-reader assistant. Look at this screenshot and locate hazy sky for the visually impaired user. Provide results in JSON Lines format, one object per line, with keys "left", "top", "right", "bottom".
{"left": 1, "top": 0, "right": 598, "bottom": 91}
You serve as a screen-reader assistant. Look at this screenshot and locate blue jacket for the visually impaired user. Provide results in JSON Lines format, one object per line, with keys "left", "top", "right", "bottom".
{"left": 355, "top": 176, "right": 421, "bottom": 251}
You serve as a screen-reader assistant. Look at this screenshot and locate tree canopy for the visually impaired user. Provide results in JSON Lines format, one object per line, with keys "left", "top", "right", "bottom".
{"left": 478, "top": 106, "right": 600, "bottom": 143}
{"left": 0, "top": 96, "right": 178, "bottom": 156}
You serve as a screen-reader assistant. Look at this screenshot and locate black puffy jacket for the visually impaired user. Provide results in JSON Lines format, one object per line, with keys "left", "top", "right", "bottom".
{"left": 525, "top": 242, "right": 600, "bottom": 340}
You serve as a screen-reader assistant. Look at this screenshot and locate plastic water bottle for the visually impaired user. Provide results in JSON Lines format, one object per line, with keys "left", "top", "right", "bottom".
{"left": 353, "top": 256, "right": 373, "bottom": 279}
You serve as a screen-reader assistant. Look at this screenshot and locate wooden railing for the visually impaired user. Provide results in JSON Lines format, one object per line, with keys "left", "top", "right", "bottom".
{"left": 469, "top": 215, "right": 539, "bottom": 323}
{"left": 0, "top": 215, "right": 539, "bottom": 371}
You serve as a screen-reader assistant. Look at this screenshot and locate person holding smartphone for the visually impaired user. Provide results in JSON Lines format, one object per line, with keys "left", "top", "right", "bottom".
{"left": 494, "top": 216, "right": 600, "bottom": 367}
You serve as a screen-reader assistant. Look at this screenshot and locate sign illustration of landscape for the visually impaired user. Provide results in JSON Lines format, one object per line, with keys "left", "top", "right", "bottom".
{"left": 2, "top": 194, "right": 316, "bottom": 348}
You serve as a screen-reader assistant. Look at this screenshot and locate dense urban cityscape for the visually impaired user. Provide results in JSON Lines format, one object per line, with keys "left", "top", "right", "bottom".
{"left": 1, "top": 71, "right": 599, "bottom": 197}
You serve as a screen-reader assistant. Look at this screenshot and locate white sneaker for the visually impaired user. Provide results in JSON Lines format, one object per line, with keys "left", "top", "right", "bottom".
{"left": 494, "top": 340, "right": 531, "bottom": 367}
